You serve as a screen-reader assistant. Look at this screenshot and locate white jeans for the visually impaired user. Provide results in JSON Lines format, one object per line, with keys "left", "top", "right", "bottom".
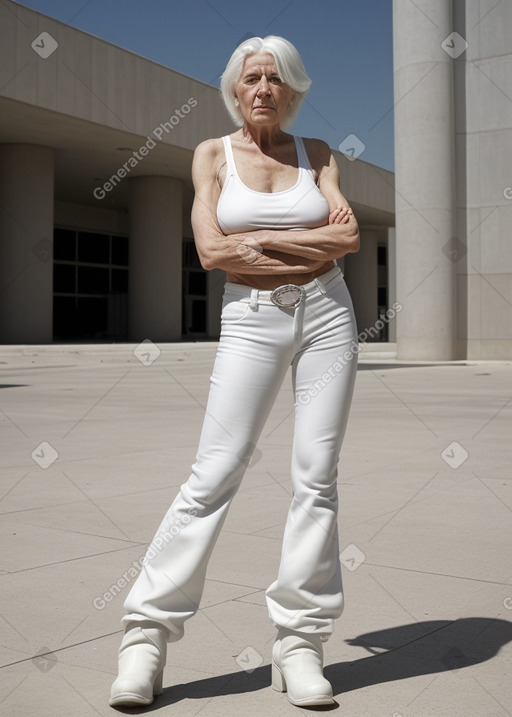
{"left": 122, "top": 266, "right": 358, "bottom": 641}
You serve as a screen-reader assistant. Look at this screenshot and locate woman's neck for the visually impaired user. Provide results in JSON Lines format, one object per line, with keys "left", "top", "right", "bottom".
{"left": 240, "top": 123, "right": 289, "bottom": 150}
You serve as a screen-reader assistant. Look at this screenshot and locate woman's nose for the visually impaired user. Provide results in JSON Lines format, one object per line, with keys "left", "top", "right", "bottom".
{"left": 256, "top": 77, "right": 270, "bottom": 95}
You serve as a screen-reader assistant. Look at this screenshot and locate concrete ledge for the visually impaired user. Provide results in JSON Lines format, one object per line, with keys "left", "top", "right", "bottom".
{"left": 0, "top": 341, "right": 402, "bottom": 367}
{"left": 358, "top": 342, "right": 397, "bottom": 361}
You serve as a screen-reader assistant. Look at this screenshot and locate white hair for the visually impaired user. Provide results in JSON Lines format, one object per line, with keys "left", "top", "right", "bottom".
{"left": 220, "top": 35, "right": 312, "bottom": 129}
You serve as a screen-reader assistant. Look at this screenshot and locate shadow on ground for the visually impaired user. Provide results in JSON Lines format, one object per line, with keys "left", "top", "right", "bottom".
{"left": 111, "top": 617, "right": 512, "bottom": 713}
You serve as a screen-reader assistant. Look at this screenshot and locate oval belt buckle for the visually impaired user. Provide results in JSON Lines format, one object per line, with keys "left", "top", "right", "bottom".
{"left": 270, "top": 284, "right": 303, "bottom": 308}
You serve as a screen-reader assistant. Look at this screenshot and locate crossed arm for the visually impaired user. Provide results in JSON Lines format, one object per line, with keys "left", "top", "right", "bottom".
{"left": 191, "top": 138, "right": 360, "bottom": 275}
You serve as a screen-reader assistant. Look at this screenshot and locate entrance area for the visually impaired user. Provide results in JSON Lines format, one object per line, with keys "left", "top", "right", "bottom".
{"left": 52, "top": 231, "right": 209, "bottom": 341}
{"left": 52, "top": 228, "right": 129, "bottom": 341}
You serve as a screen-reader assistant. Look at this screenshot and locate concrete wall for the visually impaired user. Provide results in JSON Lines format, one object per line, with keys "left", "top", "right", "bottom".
{"left": 54, "top": 201, "right": 129, "bottom": 235}
{"left": 1, "top": 2, "right": 230, "bottom": 151}
{"left": 393, "top": 0, "right": 512, "bottom": 360}
{"left": 455, "top": 1, "right": 512, "bottom": 359}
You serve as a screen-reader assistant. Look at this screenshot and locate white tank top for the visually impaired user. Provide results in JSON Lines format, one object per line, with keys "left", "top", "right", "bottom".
{"left": 216, "top": 135, "right": 330, "bottom": 234}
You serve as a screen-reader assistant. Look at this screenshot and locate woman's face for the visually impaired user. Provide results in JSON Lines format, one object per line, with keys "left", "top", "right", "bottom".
{"left": 234, "top": 52, "right": 295, "bottom": 128}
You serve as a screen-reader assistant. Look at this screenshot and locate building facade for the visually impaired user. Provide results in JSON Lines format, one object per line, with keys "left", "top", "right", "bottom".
{"left": 0, "top": 2, "right": 395, "bottom": 346}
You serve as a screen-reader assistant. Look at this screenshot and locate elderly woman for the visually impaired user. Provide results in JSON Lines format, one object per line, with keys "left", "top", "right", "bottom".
{"left": 110, "top": 35, "right": 359, "bottom": 709}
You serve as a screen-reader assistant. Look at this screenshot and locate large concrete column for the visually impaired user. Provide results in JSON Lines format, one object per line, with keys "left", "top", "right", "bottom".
{"left": 129, "top": 176, "right": 182, "bottom": 342}
{"left": 0, "top": 144, "right": 54, "bottom": 343}
{"left": 393, "top": 0, "right": 457, "bottom": 359}
{"left": 345, "top": 228, "right": 378, "bottom": 339}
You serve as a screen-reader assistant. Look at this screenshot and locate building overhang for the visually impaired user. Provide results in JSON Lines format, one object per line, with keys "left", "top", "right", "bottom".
{"left": 1, "top": 1, "right": 394, "bottom": 225}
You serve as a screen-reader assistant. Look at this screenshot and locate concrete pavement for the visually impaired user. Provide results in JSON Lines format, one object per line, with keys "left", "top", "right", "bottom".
{"left": 0, "top": 342, "right": 511, "bottom": 716}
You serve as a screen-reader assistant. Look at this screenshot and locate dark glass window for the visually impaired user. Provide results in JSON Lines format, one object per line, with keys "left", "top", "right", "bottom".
{"left": 191, "top": 300, "right": 206, "bottom": 333}
{"left": 112, "top": 236, "right": 129, "bottom": 265}
{"left": 53, "top": 297, "right": 77, "bottom": 337}
{"left": 188, "top": 272, "right": 207, "bottom": 296}
{"left": 53, "top": 228, "right": 129, "bottom": 341}
{"left": 54, "top": 229, "right": 76, "bottom": 261}
{"left": 112, "top": 269, "right": 129, "bottom": 292}
{"left": 77, "top": 232, "right": 110, "bottom": 264}
{"left": 377, "top": 245, "right": 387, "bottom": 265}
{"left": 53, "top": 264, "right": 75, "bottom": 293}
{"left": 78, "top": 266, "right": 109, "bottom": 294}
{"left": 184, "top": 241, "right": 202, "bottom": 268}
{"left": 182, "top": 239, "right": 208, "bottom": 338}
{"left": 378, "top": 287, "right": 387, "bottom": 306}
{"left": 77, "top": 297, "right": 108, "bottom": 335}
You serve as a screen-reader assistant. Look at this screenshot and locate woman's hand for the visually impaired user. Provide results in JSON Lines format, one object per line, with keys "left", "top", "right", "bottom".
{"left": 191, "top": 137, "right": 359, "bottom": 272}
{"left": 191, "top": 138, "right": 326, "bottom": 274}
{"left": 329, "top": 207, "right": 353, "bottom": 225}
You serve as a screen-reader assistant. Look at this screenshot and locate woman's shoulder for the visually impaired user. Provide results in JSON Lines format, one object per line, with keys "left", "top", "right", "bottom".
{"left": 300, "top": 137, "right": 333, "bottom": 172}
{"left": 193, "top": 136, "right": 226, "bottom": 160}
{"left": 192, "top": 136, "right": 233, "bottom": 188}
{"left": 192, "top": 137, "right": 229, "bottom": 182}
{"left": 301, "top": 136, "right": 331, "bottom": 159}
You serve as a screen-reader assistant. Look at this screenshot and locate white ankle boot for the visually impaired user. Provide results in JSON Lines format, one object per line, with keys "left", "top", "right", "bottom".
{"left": 110, "top": 623, "right": 167, "bottom": 707}
{"left": 272, "top": 628, "right": 334, "bottom": 707}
